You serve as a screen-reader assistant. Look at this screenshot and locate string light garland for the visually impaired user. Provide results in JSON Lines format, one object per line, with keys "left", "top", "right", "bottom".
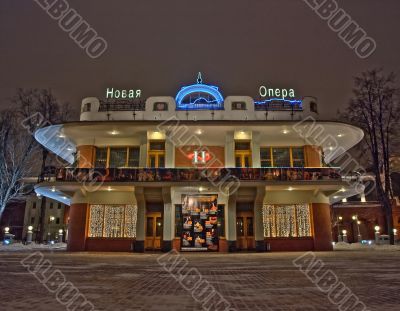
{"left": 262, "top": 204, "right": 311, "bottom": 238}
{"left": 88, "top": 204, "right": 138, "bottom": 238}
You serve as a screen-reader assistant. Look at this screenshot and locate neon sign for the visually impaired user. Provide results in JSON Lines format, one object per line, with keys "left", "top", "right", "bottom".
{"left": 175, "top": 73, "right": 224, "bottom": 111}
{"left": 259, "top": 85, "right": 295, "bottom": 99}
{"left": 188, "top": 150, "right": 211, "bottom": 164}
{"left": 106, "top": 88, "right": 141, "bottom": 99}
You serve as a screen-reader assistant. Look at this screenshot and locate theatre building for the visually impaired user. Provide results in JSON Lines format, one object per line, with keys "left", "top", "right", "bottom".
{"left": 34, "top": 75, "right": 364, "bottom": 252}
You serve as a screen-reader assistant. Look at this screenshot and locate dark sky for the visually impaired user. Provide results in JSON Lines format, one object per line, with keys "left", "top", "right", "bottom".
{"left": 1, "top": 0, "right": 399, "bottom": 119}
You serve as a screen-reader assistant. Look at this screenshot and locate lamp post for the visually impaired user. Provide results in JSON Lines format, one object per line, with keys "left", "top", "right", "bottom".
{"left": 374, "top": 226, "right": 380, "bottom": 244}
{"left": 337, "top": 216, "right": 343, "bottom": 242}
{"left": 342, "top": 229, "right": 348, "bottom": 243}
{"left": 352, "top": 215, "right": 362, "bottom": 242}
{"left": 27, "top": 226, "right": 33, "bottom": 244}
{"left": 4, "top": 227, "right": 10, "bottom": 234}
{"left": 58, "top": 229, "right": 63, "bottom": 243}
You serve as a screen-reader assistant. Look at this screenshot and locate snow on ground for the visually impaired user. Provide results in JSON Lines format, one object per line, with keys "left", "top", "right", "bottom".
{"left": 0, "top": 242, "right": 67, "bottom": 251}
{"left": 334, "top": 241, "right": 400, "bottom": 251}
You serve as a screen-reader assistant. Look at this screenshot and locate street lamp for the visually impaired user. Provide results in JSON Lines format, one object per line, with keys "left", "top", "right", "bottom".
{"left": 352, "top": 215, "right": 362, "bottom": 242}
{"left": 27, "top": 225, "right": 33, "bottom": 244}
{"left": 58, "top": 229, "right": 63, "bottom": 243}
{"left": 337, "top": 216, "right": 343, "bottom": 242}
{"left": 374, "top": 226, "right": 380, "bottom": 244}
{"left": 342, "top": 229, "right": 348, "bottom": 243}
{"left": 4, "top": 227, "right": 10, "bottom": 234}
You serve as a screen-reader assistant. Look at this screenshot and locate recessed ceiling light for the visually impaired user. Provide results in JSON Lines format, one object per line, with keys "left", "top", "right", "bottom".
{"left": 196, "top": 129, "right": 203, "bottom": 135}
{"left": 288, "top": 187, "right": 293, "bottom": 191}
{"left": 282, "top": 129, "right": 289, "bottom": 134}
{"left": 110, "top": 130, "right": 119, "bottom": 135}
{"left": 340, "top": 187, "right": 345, "bottom": 192}
{"left": 107, "top": 186, "right": 112, "bottom": 191}
{"left": 337, "top": 134, "right": 343, "bottom": 137}
{"left": 58, "top": 134, "right": 65, "bottom": 138}
{"left": 51, "top": 187, "right": 56, "bottom": 192}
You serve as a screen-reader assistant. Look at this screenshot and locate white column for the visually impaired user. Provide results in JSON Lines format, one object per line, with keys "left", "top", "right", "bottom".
{"left": 251, "top": 131, "right": 261, "bottom": 168}
{"left": 225, "top": 131, "right": 235, "bottom": 167}
{"left": 165, "top": 140, "right": 175, "bottom": 168}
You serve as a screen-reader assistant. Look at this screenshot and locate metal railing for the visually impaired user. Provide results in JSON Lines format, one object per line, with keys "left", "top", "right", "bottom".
{"left": 48, "top": 167, "right": 342, "bottom": 183}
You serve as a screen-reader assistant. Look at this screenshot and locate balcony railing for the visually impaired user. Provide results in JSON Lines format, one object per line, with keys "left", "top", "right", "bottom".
{"left": 48, "top": 167, "right": 342, "bottom": 183}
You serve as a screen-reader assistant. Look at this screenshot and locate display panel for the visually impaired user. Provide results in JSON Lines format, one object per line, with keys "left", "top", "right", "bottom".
{"left": 181, "top": 194, "right": 219, "bottom": 251}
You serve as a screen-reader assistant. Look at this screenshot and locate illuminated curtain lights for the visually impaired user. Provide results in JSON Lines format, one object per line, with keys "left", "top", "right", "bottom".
{"left": 262, "top": 204, "right": 311, "bottom": 238}
{"left": 88, "top": 204, "right": 138, "bottom": 238}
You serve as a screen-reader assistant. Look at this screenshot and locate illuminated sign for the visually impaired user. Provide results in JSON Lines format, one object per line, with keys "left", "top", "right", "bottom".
{"left": 106, "top": 88, "right": 141, "bottom": 99}
{"left": 188, "top": 150, "right": 211, "bottom": 164}
{"left": 175, "top": 73, "right": 224, "bottom": 111}
{"left": 259, "top": 85, "right": 295, "bottom": 99}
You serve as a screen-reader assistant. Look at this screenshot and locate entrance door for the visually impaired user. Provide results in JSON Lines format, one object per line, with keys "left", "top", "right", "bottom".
{"left": 145, "top": 212, "right": 163, "bottom": 250}
{"left": 236, "top": 211, "right": 255, "bottom": 250}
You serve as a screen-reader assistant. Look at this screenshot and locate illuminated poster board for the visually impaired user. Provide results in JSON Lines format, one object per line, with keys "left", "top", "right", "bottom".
{"left": 181, "top": 194, "right": 219, "bottom": 251}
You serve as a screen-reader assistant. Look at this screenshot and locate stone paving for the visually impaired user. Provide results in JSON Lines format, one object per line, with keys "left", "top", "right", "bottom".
{"left": 0, "top": 250, "right": 399, "bottom": 310}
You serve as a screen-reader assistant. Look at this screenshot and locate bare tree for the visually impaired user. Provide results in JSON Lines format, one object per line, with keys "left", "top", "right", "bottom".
{"left": 8, "top": 88, "right": 72, "bottom": 242}
{"left": 0, "top": 110, "right": 38, "bottom": 220}
{"left": 344, "top": 69, "right": 400, "bottom": 244}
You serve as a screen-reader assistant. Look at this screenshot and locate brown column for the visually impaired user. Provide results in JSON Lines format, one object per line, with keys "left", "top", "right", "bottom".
{"left": 304, "top": 145, "right": 321, "bottom": 167}
{"left": 312, "top": 203, "right": 333, "bottom": 251}
{"left": 67, "top": 203, "right": 88, "bottom": 251}
{"left": 77, "top": 145, "right": 95, "bottom": 168}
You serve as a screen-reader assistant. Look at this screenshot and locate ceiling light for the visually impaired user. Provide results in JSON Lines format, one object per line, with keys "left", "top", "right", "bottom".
{"left": 282, "top": 129, "right": 289, "bottom": 134}
{"left": 337, "top": 134, "right": 343, "bottom": 137}
{"left": 288, "top": 187, "right": 293, "bottom": 191}
{"left": 110, "top": 130, "right": 119, "bottom": 135}
{"left": 195, "top": 129, "right": 203, "bottom": 135}
{"left": 107, "top": 186, "right": 112, "bottom": 191}
{"left": 51, "top": 187, "right": 56, "bottom": 192}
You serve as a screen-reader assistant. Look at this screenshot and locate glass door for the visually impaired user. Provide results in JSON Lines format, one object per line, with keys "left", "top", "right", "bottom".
{"left": 236, "top": 211, "right": 255, "bottom": 250}
{"left": 145, "top": 212, "right": 162, "bottom": 250}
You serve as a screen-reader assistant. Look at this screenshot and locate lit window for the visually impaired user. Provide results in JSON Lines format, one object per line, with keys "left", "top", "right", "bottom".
{"left": 260, "top": 148, "right": 272, "bottom": 167}
{"left": 127, "top": 147, "right": 140, "bottom": 167}
{"left": 262, "top": 204, "right": 311, "bottom": 237}
{"left": 95, "top": 147, "right": 107, "bottom": 168}
{"left": 88, "top": 204, "right": 138, "bottom": 238}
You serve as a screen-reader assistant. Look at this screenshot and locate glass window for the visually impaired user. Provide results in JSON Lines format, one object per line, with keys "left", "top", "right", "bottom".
{"left": 236, "top": 217, "right": 244, "bottom": 237}
{"left": 247, "top": 217, "right": 254, "bottom": 236}
{"left": 109, "top": 147, "right": 127, "bottom": 167}
{"left": 232, "top": 102, "right": 246, "bottom": 110}
{"left": 260, "top": 148, "right": 272, "bottom": 167}
{"left": 49, "top": 202, "right": 53, "bottom": 209}
{"left": 95, "top": 147, "right": 107, "bottom": 168}
{"left": 56, "top": 218, "right": 60, "bottom": 224}
{"left": 128, "top": 147, "right": 140, "bottom": 167}
{"left": 235, "top": 142, "right": 251, "bottom": 150}
{"left": 32, "top": 202, "right": 37, "bottom": 209}
{"left": 149, "top": 141, "right": 165, "bottom": 151}
{"left": 153, "top": 102, "right": 168, "bottom": 111}
{"left": 30, "top": 217, "right": 35, "bottom": 224}
{"left": 146, "top": 217, "right": 154, "bottom": 237}
{"left": 57, "top": 203, "right": 62, "bottom": 209}
{"left": 292, "top": 147, "right": 305, "bottom": 167}
{"left": 272, "top": 148, "right": 290, "bottom": 167}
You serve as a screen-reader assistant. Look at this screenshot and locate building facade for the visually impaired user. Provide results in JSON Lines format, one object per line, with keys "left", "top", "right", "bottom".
{"left": 34, "top": 75, "right": 365, "bottom": 252}
{"left": 22, "top": 195, "right": 68, "bottom": 242}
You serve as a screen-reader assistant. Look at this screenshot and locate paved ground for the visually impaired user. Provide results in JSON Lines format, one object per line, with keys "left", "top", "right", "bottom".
{"left": 0, "top": 250, "right": 399, "bottom": 311}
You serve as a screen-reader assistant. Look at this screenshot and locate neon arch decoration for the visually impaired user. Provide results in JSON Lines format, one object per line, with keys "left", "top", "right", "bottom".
{"left": 175, "top": 73, "right": 224, "bottom": 111}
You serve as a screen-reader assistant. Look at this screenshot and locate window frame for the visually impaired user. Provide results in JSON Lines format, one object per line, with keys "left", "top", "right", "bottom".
{"left": 260, "top": 146, "right": 305, "bottom": 167}
{"left": 94, "top": 146, "right": 141, "bottom": 168}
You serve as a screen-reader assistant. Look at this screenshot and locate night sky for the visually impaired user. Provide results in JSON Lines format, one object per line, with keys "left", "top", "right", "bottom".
{"left": 1, "top": 0, "right": 399, "bottom": 119}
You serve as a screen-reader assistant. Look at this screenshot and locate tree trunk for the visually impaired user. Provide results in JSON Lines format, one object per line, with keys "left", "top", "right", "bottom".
{"left": 37, "top": 149, "right": 49, "bottom": 243}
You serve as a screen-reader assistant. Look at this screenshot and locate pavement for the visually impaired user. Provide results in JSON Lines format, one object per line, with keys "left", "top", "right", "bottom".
{"left": 0, "top": 250, "right": 399, "bottom": 311}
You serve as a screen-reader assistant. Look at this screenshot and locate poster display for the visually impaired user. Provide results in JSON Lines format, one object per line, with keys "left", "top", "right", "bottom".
{"left": 181, "top": 194, "right": 219, "bottom": 251}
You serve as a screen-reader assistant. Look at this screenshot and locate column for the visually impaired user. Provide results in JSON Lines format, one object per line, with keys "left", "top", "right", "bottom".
{"left": 67, "top": 191, "right": 88, "bottom": 251}
{"left": 226, "top": 193, "right": 237, "bottom": 252}
{"left": 251, "top": 131, "right": 261, "bottom": 168}
{"left": 225, "top": 131, "right": 235, "bottom": 167}
{"left": 134, "top": 187, "right": 146, "bottom": 252}
{"left": 304, "top": 145, "right": 322, "bottom": 167}
{"left": 165, "top": 140, "right": 175, "bottom": 168}
{"left": 139, "top": 133, "right": 147, "bottom": 167}
{"left": 254, "top": 186, "right": 265, "bottom": 251}
{"left": 312, "top": 203, "right": 333, "bottom": 251}
{"left": 162, "top": 187, "right": 174, "bottom": 252}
